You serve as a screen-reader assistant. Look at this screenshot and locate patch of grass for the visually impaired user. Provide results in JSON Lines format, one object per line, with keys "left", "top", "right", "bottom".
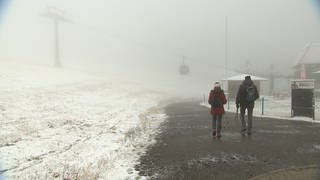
{"left": 124, "top": 127, "right": 143, "bottom": 142}
{"left": 60, "top": 162, "right": 104, "bottom": 180}
{"left": 138, "top": 114, "right": 150, "bottom": 131}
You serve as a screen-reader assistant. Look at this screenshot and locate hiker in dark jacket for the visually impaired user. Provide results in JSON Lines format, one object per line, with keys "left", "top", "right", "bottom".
{"left": 236, "top": 76, "right": 259, "bottom": 135}
{"left": 208, "top": 82, "right": 227, "bottom": 138}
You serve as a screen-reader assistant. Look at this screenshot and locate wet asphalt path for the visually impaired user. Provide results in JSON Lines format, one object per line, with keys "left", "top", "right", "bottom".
{"left": 135, "top": 102, "right": 320, "bottom": 180}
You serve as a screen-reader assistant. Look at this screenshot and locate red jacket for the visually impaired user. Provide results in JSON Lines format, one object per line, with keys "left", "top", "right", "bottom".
{"left": 208, "top": 87, "right": 227, "bottom": 115}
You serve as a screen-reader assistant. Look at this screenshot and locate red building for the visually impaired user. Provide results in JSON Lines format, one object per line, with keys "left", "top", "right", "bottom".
{"left": 294, "top": 43, "right": 320, "bottom": 79}
{"left": 294, "top": 43, "right": 320, "bottom": 95}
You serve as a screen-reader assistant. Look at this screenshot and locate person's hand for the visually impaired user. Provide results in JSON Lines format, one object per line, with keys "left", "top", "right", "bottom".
{"left": 236, "top": 104, "right": 239, "bottom": 109}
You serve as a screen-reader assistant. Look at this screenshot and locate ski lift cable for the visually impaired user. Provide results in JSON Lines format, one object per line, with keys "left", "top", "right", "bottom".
{"left": 63, "top": 19, "right": 227, "bottom": 70}
{"left": 70, "top": 21, "right": 181, "bottom": 56}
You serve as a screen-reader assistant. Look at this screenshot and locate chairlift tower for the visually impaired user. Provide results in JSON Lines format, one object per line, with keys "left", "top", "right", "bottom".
{"left": 179, "top": 56, "right": 190, "bottom": 75}
{"left": 41, "top": 6, "right": 71, "bottom": 67}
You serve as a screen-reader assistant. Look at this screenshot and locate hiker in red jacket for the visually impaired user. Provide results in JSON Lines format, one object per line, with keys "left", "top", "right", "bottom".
{"left": 208, "top": 82, "right": 227, "bottom": 138}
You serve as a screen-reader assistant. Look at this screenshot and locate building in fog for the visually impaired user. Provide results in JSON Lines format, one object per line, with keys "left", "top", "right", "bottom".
{"left": 312, "top": 71, "right": 320, "bottom": 95}
{"left": 222, "top": 74, "right": 267, "bottom": 99}
{"left": 294, "top": 43, "right": 320, "bottom": 95}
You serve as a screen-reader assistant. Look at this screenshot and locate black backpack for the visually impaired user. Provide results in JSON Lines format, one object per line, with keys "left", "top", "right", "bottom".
{"left": 212, "top": 93, "right": 222, "bottom": 107}
{"left": 246, "top": 84, "right": 256, "bottom": 102}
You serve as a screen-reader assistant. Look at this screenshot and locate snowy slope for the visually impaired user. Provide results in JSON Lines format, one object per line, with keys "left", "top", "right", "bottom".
{"left": 0, "top": 61, "right": 168, "bottom": 179}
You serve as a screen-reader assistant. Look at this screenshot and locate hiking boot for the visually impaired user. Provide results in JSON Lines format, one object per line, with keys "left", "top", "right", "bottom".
{"left": 217, "top": 131, "right": 221, "bottom": 138}
{"left": 241, "top": 128, "right": 246, "bottom": 135}
{"left": 212, "top": 130, "right": 216, "bottom": 136}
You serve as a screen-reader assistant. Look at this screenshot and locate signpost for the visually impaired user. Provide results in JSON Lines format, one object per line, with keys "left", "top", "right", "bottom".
{"left": 291, "top": 79, "right": 315, "bottom": 119}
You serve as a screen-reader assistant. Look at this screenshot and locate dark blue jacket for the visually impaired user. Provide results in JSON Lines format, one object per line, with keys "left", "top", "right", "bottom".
{"left": 236, "top": 79, "right": 259, "bottom": 108}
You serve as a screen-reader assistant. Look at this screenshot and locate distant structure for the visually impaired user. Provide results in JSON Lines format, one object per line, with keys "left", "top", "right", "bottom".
{"left": 312, "top": 70, "right": 320, "bottom": 95}
{"left": 294, "top": 43, "right": 320, "bottom": 95}
{"left": 41, "top": 6, "right": 71, "bottom": 67}
{"left": 294, "top": 43, "right": 320, "bottom": 79}
{"left": 222, "top": 74, "right": 267, "bottom": 99}
{"left": 179, "top": 56, "right": 190, "bottom": 75}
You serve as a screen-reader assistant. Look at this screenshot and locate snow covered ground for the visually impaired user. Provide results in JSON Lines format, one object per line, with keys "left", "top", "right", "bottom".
{"left": 1, "top": 61, "right": 319, "bottom": 180}
{"left": 0, "top": 61, "right": 170, "bottom": 179}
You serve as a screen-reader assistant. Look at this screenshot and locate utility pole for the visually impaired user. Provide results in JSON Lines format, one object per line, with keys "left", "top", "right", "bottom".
{"left": 225, "top": 16, "right": 228, "bottom": 79}
{"left": 41, "top": 6, "right": 70, "bottom": 67}
{"left": 269, "top": 64, "right": 275, "bottom": 95}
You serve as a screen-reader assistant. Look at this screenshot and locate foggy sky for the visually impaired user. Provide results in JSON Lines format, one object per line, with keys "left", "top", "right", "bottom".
{"left": 1, "top": 0, "right": 320, "bottom": 76}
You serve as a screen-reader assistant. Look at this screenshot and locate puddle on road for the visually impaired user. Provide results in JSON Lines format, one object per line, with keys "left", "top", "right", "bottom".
{"left": 314, "top": 145, "right": 320, "bottom": 150}
{"left": 198, "top": 132, "right": 243, "bottom": 142}
{"left": 296, "top": 144, "right": 320, "bottom": 154}
{"left": 249, "top": 166, "right": 320, "bottom": 180}
{"left": 217, "top": 132, "right": 243, "bottom": 142}
{"left": 187, "top": 153, "right": 258, "bottom": 168}
{"left": 275, "top": 125, "right": 292, "bottom": 128}
{"left": 221, "top": 132, "right": 240, "bottom": 137}
{"left": 256, "top": 129, "right": 299, "bottom": 134}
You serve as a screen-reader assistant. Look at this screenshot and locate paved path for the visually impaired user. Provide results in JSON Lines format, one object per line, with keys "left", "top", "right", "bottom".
{"left": 135, "top": 102, "right": 320, "bottom": 179}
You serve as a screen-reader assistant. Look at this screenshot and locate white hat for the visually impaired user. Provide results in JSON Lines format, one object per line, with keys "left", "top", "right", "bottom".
{"left": 214, "top": 82, "right": 220, "bottom": 87}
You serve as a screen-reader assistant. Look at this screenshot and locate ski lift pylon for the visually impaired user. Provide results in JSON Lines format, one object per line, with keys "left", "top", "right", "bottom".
{"left": 179, "top": 56, "right": 190, "bottom": 75}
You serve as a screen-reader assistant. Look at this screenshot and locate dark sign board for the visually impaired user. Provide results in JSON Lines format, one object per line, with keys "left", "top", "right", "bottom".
{"left": 291, "top": 80, "right": 315, "bottom": 119}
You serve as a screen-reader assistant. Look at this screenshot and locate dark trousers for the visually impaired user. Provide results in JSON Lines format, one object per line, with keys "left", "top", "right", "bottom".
{"left": 240, "top": 105, "right": 253, "bottom": 133}
{"left": 212, "top": 115, "right": 222, "bottom": 132}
